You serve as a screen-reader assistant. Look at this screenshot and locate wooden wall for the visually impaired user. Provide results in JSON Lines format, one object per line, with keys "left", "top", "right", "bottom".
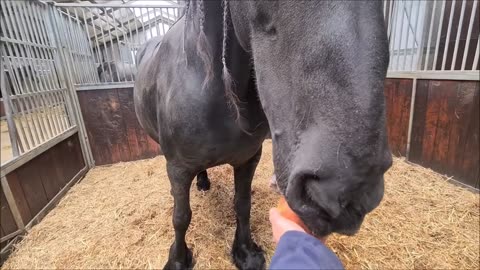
{"left": 409, "top": 80, "right": 479, "bottom": 188}
{"left": 77, "top": 83, "right": 478, "bottom": 188}
{"left": 384, "top": 79, "right": 412, "bottom": 156}
{"left": 0, "top": 191, "right": 18, "bottom": 250}
{"left": 4, "top": 134, "right": 85, "bottom": 224}
{"left": 77, "top": 88, "right": 160, "bottom": 166}
{"left": 1, "top": 133, "right": 86, "bottom": 256}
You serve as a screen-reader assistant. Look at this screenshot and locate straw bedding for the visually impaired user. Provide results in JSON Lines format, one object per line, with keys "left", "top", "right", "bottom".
{"left": 2, "top": 140, "right": 479, "bottom": 269}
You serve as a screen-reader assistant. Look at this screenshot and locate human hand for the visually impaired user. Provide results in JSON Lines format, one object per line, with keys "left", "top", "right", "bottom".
{"left": 269, "top": 208, "right": 306, "bottom": 244}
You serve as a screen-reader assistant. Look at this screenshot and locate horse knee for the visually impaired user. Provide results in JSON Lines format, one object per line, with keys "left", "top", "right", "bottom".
{"left": 173, "top": 209, "right": 192, "bottom": 231}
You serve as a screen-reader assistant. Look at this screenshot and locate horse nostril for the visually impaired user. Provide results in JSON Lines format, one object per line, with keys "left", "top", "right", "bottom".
{"left": 286, "top": 170, "right": 342, "bottom": 220}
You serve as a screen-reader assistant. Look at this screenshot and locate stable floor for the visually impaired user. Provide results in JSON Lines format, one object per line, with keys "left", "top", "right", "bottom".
{"left": 2, "top": 141, "right": 479, "bottom": 269}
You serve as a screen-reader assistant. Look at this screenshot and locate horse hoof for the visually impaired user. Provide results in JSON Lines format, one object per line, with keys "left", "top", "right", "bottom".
{"left": 231, "top": 242, "right": 266, "bottom": 270}
{"left": 163, "top": 244, "right": 194, "bottom": 270}
{"left": 196, "top": 178, "right": 211, "bottom": 191}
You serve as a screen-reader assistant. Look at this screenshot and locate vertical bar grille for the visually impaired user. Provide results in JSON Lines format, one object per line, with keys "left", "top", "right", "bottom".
{"left": 384, "top": 0, "right": 479, "bottom": 73}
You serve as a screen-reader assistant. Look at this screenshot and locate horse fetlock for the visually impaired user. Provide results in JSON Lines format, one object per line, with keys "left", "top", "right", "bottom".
{"left": 196, "top": 176, "right": 211, "bottom": 191}
{"left": 231, "top": 240, "right": 265, "bottom": 270}
{"left": 164, "top": 241, "right": 194, "bottom": 270}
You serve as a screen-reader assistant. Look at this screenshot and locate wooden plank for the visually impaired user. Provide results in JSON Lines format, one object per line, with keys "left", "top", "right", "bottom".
{"left": 460, "top": 82, "right": 479, "bottom": 186}
{"left": 77, "top": 89, "right": 133, "bottom": 165}
{"left": 384, "top": 79, "right": 412, "bottom": 157}
{"left": 409, "top": 80, "right": 429, "bottom": 163}
{"left": 36, "top": 151, "right": 63, "bottom": 201}
{"left": 0, "top": 191, "right": 17, "bottom": 235}
{"left": 421, "top": 81, "right": 442, "bottom": 168}
{"left": 430, "top": 81, "right": 456, "bottom": 174}
{"left": 117, "top": 88, "right": 142, "bottom": 160}
{"left": 4, "top": 172, "right": 32, "bottom": 223}
{"left": 71, "top": 134, "right": 86, "bottom": 175}
{"left": 16, "top": 161, "right": 49, "bottom": 217}
{"left": 78, "top": 88, "right": 161, "bottom": 165}
{"left": 77, "top": 90, "right": 113, "bottom": 165}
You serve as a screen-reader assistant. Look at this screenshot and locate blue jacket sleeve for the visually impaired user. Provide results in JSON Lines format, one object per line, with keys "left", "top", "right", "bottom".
{"left": 269, "top": 231, "right": 344, "bottom": 270}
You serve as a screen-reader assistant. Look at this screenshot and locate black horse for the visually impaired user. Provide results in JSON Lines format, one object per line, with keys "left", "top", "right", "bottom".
{"left": 134, "top": 1, "right": 392, "bottom": 269}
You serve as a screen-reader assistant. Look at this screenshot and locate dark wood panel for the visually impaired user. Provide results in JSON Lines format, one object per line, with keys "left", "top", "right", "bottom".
{"left": 384, "top": 78, "right": 412, "bottom": 156}
{"left": 36, "top": 152, "right": 63, "bottom": 201}
{"left": 77, "top": 88, "right": 161, "bottom": 165}
{"left": 410, "top": 80, "right": 479, "bottom": 188}
{"left": 16, "top": 160, "right": 49, "bottom": 217}
{"left": 0, "top": 191, "right": 17, "bottom": 236}
{"left": 4, "top": 133, "right": 85, "bottom": 225}
{"left": 4, "top": 172, "right": 32, "bottom": 224}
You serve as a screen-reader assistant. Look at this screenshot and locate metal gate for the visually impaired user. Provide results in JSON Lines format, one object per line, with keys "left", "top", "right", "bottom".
{"left": 1, "top": 0, "right": 182, "bottom": 171}
{"left": 1, "top": 0, "right": 93, "bottom": 176}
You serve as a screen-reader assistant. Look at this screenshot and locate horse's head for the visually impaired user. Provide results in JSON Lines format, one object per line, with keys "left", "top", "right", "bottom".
{"left": 229, "top": 1, "right": 392, "bottom": 236}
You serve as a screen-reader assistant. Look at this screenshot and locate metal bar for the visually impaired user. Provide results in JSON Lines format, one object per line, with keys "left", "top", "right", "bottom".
{"left": 402, "top": 0, "right": 414, "bottom": 71}
{"left": 0, "top": 230, "right": 23, "bottom": 243}
{"left": 424, "top": 0, "right": 438, "bottom": 70}
{"left": 74, "top": 8, "right": 91, "bottom": 84}
{"left": 19, "top": 0, "right": 49, "bottom": 142}
{"left": 7, "top": 88, "right": 66, "bottom": 99}
{"left": 433, "top": 0, "right": 447, "bottom": 70}
{"left": 100, "top": 8, "right": 114, "bottom": 81}
{"left": 161, "top": 8, "right": 168, "bottom": 35}
{"left": 389, "top": 1, "right": 399, "bottom": 69}
{"left": 54, "top": 3, "right": 183, "bottom": 8}
{"left": 134, "top": 8, "right": 140, "bottom": 47}
{"left": 1, "top": 176, "right": 25, "bottom": 230}
{"left": 461, "top": 0, "right": 478, "bottom": 70}
{"left": 473, "top": 38, "right": 480, "bottom": 70}
{"left": 82, "top": 8, "right": 100, "bottom": 83}
{"left": 387, "top": 70, "right": 480, "bottom": 80}
{"left": 395, "top": 1, "right": 406, "bottom": 71}
{"left": 409, "top": 1, "right": 421, "bottom": 71}
{"left": 141, "top": 8, "right": 146, "bottom": 44}
{"left": 451, "top": 0, "right": 466, "bottom": 70}
{"left": 110, "top": 8, "right": 128, "bottom": 83}
{"left": 0, "top": 126, "right": 78, "bottom": 178}
{"left": 125, "top": 8, "right": 136, "bottom": 81}
{"left": 67, "top": 9, "right": 86, "bottom": 85}
{"left": 1, "top": 47, "right": 28, "bottom": 153}
{"left": 0, "top": 37, "right": 56, "bottom": 50}
{"left": 89, "top": 8, "right": 104, "bottom": 82}
{"left": 0, "top": 47, "right": 21, "bottom": 157}
{"left": 387, "top": 0, "right": 394, "bottom": 39}
{"left": 62, "top": 10, "right": 80, "bottom": 85}
{"left": 153, "top": 8, "right": 161, "bottom": 37}
{"left": 147, "top": 7, "right": 154, "bottom": 39}
{"left": 77, "top": 8, "right": 95, "bottom": 84}
{"left": 76, "top": 82, "right": 135, "bottom": 91}
{"left": 441, "top": 0, "right": 456, "bottom": 70}
{"left": 26, "top": 2, "right": 58, "bottom": 139}
{"left": 406, "top": 78, "right": 417, "bottom": 159}
{"left": 48, "top": 4, "right": 94, "bottom": 167}
{"left": 4, "top": 0, "right": 38, "bottom": 148}
{"left": 105, "top": 7, "right": 118, "bottom": 82}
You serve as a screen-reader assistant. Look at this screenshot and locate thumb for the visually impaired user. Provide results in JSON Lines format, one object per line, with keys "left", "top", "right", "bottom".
{"left": 269, "top": 208, "right": 281, "bottom": 224}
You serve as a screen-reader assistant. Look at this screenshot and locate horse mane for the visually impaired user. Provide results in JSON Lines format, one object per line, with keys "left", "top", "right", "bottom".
{"left": 184, "top": 0, "right": 241, "bottom": 122}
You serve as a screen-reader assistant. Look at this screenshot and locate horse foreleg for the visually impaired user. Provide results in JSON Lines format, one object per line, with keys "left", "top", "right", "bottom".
{"left": 196, "top": 170, "right": 211, "bottom": 191}
{"left": 231, "top": 147, "right": 266, "bottom": 270}
{"left": 164, "top": 163, "right": 195, "bottom": 270}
